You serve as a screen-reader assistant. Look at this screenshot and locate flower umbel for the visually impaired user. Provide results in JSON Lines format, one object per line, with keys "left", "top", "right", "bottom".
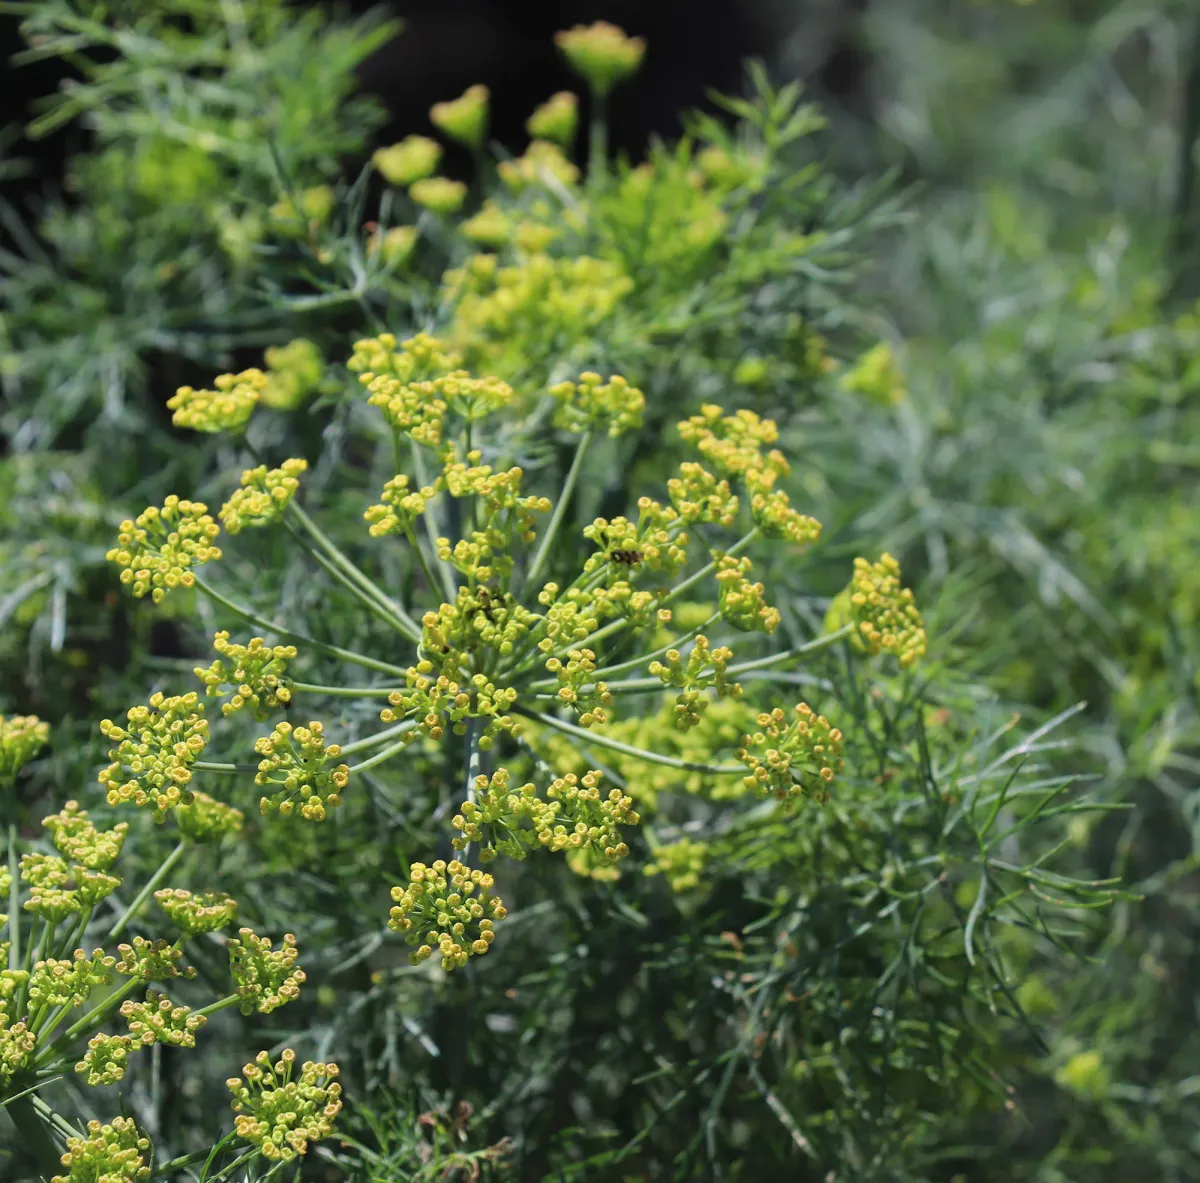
{"left": 388, "top": 860, "right": 507, "bottom": 970}
{"left": 106, "top": 497, "right": 222, "bottom": 603}
{"left": 52, "top": 1117, "right": 152, "bottom": 1183}
{"left": 253, "top": 721, "right": 349, "bottom": 821}
{"left": 167, "top": 368, "right": 266, "bottom": 433}
{"left": 227, "top": 1049, "right": 341, "bottom": 1161}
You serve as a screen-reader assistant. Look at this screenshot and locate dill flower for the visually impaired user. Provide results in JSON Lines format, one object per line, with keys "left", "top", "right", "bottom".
{"left": 373, "top": 135, "right": 442, "bottom": 186}
{"left": 462, "top": 200, "right": 511, "bottom": 247}
{"left": 430, "top": 84, "right": 489, "bottom": 149}
{"left": 52, "top": 1117, "right": 152, "bottom": 1183}
{"left": 0, "top": 1003, "right": 34, "bottom": 1085}
{"left": 497, "top": 140, "right": 581, "bottom": 191}
{"left": 227, "top": 1049, "right": 342, "bottom": 1161}
{"left": 167, "top": 368, "right": 266, "bottom": 434}
{"left": 409, "top": 176, "right": 468, "bottom": 215}
{"left": 548, "top": 372, "right": 645, "bottom": 436}
{"left": 173, "top": 790, "right": 245, "bottom": 842}
{"left": 75, "top": 1032, "right": 136, "bottom": 1086}
{"left": 155, "top": 888, "right": 238, "bottom": 936}
{"left": 715, "top": 555, "right": 781, "bottom": 634}
{"left": 650, "top": 635, "right": 741, "bottom": 730}
{"left": 844, "top": 554, "right": 927, "bottom": 667}
{"left": 227, "top": 929, "right": 306, "bottom": 1014}
{"left": 253, "top": 721, "right": 349, "bottom": 821}
{"left": 0, "top": 713, "right": 50, "bottom": 785}
{"left": 115, "top": 937, "right": 195, "bottom": 982}
{"left": 106, "top": 497, "right": 222, "bottom": 602}
{"left": 42, "top": 801, "right": 127, "bottom": 871}
{"left": 364, "top": 474, "right": 439, "bottom": 538}
{"left": 21, "top": 853, "right": 84, "bottom": 922}
{"left": 27, "top": 949, "right": 116, "bottom": 1010}
{"left": 98, "top": 691, "right": 208, "bottom": 819}
{"left": 261, "top": 339, "right": 325, "bottom": 411}
{"left": 527, "top": 91, "right": 579, "bottom": 148}
{"left": 737, "top": 703, "right": 844, "bottom": 802}
{"left": 367, "top": 224, "right": 419, "bottom": 267}
{"left": 121, "top": 991, "right": 206, "bottom": 1048}
{"left": 644, "top": 837, "right": 709, "bottom": 893}
{"left": 388, "top": 860, "right": 507, "bottom": 970}
{"left": 555, "top": 21, "right": 646, "bottom": 97}
{"left": 219, "top": 458, "right": 307, "bottom": 534}
{"left": 838, "top": 341, "right": 907, "bottom": 408}
{"left": 195, "top": 632, "right": 296, "bottom": 719}
{"left": 268, "top": 185, "right": 335, "bottom": 232}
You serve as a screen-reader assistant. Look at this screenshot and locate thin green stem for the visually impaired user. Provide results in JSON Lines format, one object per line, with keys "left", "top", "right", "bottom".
{"left": 461, "top": 718, "right": 483, "bottom": 865}
{"left": 192, "top": 574, "right": 410, "bottom": 678}
{"left": 193, "top": 761, "right": 258, "bottom": 773}
{"left": 404, "top": 525, "right": 445, "bottom": 602}
{"left": 514, "top": 707, "right": 745, "bottom": 775}
{"left": 8, "top": 1093, "right": 66, "bottom": 1176}
{"left": 410, "top": 440, "right": 457, "bottom": 602}
{"left": 338, "top": 719, "right": 418, "bottom": 758}
{"left": 109, "top": 840, "right": 189, "bottom": 941}
{"left": 291, "top": 682, "right": 401, "bottom": 698}
{"left": 287, "top": 502, "right": 422, "bottom": 640}
{"left": 522, "top": 431, "right": 592, "bottom": 597}
{"left": 34, "top": 976, "right": 143, "bottom": 1066}
{"left": 724, "top": 624, "right": 855, "bottom": 676}
{"left": 193, "top": 993, "right": 242, "bottom": 1021}
{"left": 346, "top": 732, "right": 419, "bottom": 775}
{"left": 8, "top": 824, "right": 19, "bottom": 972}
{"left": 588, "top": 92, "right": 608, "bottom": 188}
{"left": 659, "top": 528, "right": 760, "bottom": 611}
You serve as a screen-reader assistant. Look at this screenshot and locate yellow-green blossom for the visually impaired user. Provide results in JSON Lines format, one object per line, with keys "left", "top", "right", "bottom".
{"left": 842, "top": 554, "right": 927, "bottom": 667}
{"left": 497, "top": 140, "right": 580, "bottom": 191}
{"left": 555, "top": 21, "right": 646, "bottom": 97}
{"left": 644, "top": 837, "right": 709, "bottom": 893}
{"left": 121, "top": 991, "right": 206, "bottom": 1048}
{"left": 430, "top": 84, "right": 489, "bottom": 149}
{"left": 227, "top": 929, "right": 306, "bottom": 1014}
{"left": 364, "top": 474, "right": 439, "bottom": 538}
{"left": 253, "top": 721, "right": 349, "bottom": 821}
{"left": 155, "top": 888, "right": 238, "bottom": 936}
{"left": 367, "top": 224, "right": 419, "bottom": 267}
{"left": 219, "top": 458, "right": 307, "bottom": 534}
{"left": 388, "top": 859, "right": 507, "bottom": 970}
{"left": 106, "top": 497, "right": 222, "bottom": 603}
{"left": 173, "top": 790, "right": 245, "bottom": 842}
{"left": 373, "top": 135, "right": 442, "bottom": 186}
{"left": 227, "top": 1049, "right": 341, "bottom": 1162}
{"left": 28, "top": 949, "right": 116, "bottom": 1010}
{"left": 462, "top": 200, "right": 512, "bottom": 247}
{"left": 75, "top": 1032, "right": 136, "bottom": 1086}
{"left": 737, "top": 703, "right": 844, "bottom": 802}
{"left": 409, "top": 176, "right": 467, "bottom": 215}
{"left": 838, "top": 341, "right": 907, "bottom": 408}
{"left": 52, "top": 1117, "right": 152, "bottom": 1183}
{"left": 549, "top": 372, "right": 645, "bottom": 436}
{"left": 167, "top": 369, "right": 265, "bottom": 433}
{"left": 115, "top": 936, "right": 195, "bottom": 982}
{"left": 0, "top": 714, "right": 50, "bottom": 786}
{"left": 98, "top": 692, "right": 208, "bottom": 819}
{"left": 527, "top": 91, "right": 579, "bottom": 147}
{"left": 195, "top": 632, "right": 296, "bottom": 719}
{"left": 261, "top": 339, "right": 325, "bottom": 411}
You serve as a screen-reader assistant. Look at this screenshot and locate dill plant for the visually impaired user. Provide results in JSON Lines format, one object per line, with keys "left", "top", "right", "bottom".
{"left": 0, "top": 8, "right": 1127, "bottom": 1181}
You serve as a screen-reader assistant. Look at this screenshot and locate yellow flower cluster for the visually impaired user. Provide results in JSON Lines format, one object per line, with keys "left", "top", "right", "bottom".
{"left": 548, "top": 372, "right": 645, "bottom": 436}
{"left": 42, "top": 801, "right": 127, "bottom": 871}
{"left": 364, "top": 474, "right": 438, "bottom": 538}
{"left": 348, "top": 331, "right": 460, "bottom": 381}
{"left": 115, "top": 936, "right": 195, "bottom": 982}
{"left": 167, "top": 368, "right": 266, "bottom": 433}
{"left": 52, "top": 1116, "right": 152, "bottom": 1183}
{"left": 27, "top": 949, "right": 116, "bottom": 1010}
{"left": 195, "top": 631, "right": 296, "bottom": 720}
{"left": 0, "top": 1000, "right": 34, "bottom": 1085}
{"left": 527, "top": 91, "right": 579, "bottom": 147}
{"left": 431, "top": 84, "right": 489, "bottom": 149}
{"left": 99, "top": 691, "right": 209, "bottom": 819}
{"left": 155, "top": 888, "right": 238, "bottom": 936}
{"left": 228, "top": 929, "right": 306, "bottom": 1014}
{"left": 227, "top": 1049, "right": 342, "bottom": 1162}
{"left": 715, "top": 554, "right": 780, "bottom": 634}
{"left": 847, "top": 554, "right": 927, "bottom": 667}
{"left": 261, "top": 338, "right": 324, "bottom": 410}
{"left": 121, "top": 991, "right": 206, "bottom": 1048}
{"left": 497, "top": 140, "right": 580, "bottom": 191}
{"left": 737, "top": 703, "right": 844, "bottom": 802}
{"left": 219, "top": 458, "right": 308, "bottom": 534}
{"left": 555, "top": 20, "right": 646, "bottom": 97}
{"left": 253, "top": 721, "right": 349, "bottom": 821}
{"left": 650, "top": 635, "right": 741, "bottom": 730}
{"left": 22, "top": 851, "right": 119, "bottom": 922}
{"left": 583, "top": 501, "right": 689, "bottom": 578}
{"left": 0, "top": 713, "right": 49, "bottom": 785}
{"left": 410, "top": 176, "right": 468, "bottom": 215}
{"left": 373, "top": 135, "right": 441, "bottom": 186}
{"left": 75, "top": 1032, "right": 135, "bottom": 1086}
{"left": 644, "top": 837, "right": 709, "bottom": 893}
{"left": 838, "top": 341, "right": 906, "bottom": 407}
{"left": 668, "top": 463, "right": 739, "bottom": 526}
{"left": 388, "top": 859, "right": 507, "bottom": 970}
{"left": 106, "top": 497, "right": 222, "bottom": 602}
{"left": 544, "top": 648, "right": 612, "bottom": 726}
{"left": 174, "top": 790, "right": 244, "bottom": 843}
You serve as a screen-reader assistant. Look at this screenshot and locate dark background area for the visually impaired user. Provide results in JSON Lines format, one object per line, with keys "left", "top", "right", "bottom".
{"left": 0, "top": 0, "right": 871, "bottom": 206}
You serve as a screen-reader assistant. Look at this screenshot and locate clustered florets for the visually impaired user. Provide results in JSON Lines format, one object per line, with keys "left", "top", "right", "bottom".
{"left": 373, "top": 135, "right": 441, "bottom": 186}
{"left": 52, "top": 1117, "right": 152, "bottom": 1183}
{"left": 168, "top": 368, "right": 267, "bottom": 433}
{"left": 98, "top": 692, "right": 208, "bottom": 819}
{"left": 388, "top": 860, "right": 507, "bottom": 970}
{"left": 219, "top": 459, "right": 308, "bottom": 534}
{"left": 105, "top": 497, "right": 222, "bottom": 602}
{"left": 115, "top": 936, "right": 195, "bottom": 983}
{"left": 173, "top": 790, "right": 245, "bottom": 843}
{"left": 227, "top": 1049, "right": 342, "bottom": 1162}
{"left": 227, "top": 929, "right": 306, "bottom": 1014}
{"left": 554, "top": 20, "right": 646, "bottom": 97}
{"left": 847, "top": 553, "right": 927, "bottom": 667}
{"left": 195, "top": 632, "right": 296, "bottom": 719}
{"left": 431, "top": 84, "right": 489, "bottom": 149}
{"left": 253, "top": 721, "right": 348, "bottom": 821}
{"left": 155, "top": 888, "right": 239, "bottom": 936}
{"left": 0, "top": 714, "right": 49, "bottom": 785}
{"left": 548, "top": 372, "right": 645, "bottom": 436}
{"left": 121, "top": 991, "right": 206, "bottom": 1048}
{"left": 651, "top": 635, "right": 741, "bottom": 730}
{"left": 737, "top": 703, "right": 844, "bottom": 802}
{"left": 451, "top": 767, "right": 639, "bottom": 864}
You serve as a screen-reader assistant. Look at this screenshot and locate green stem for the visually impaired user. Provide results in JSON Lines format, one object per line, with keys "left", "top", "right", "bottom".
{"left": 192, "top": 574, "right": 410, "bottom": 678}
{"left": 410, "top": 440, "right": 457, "bottom": 602}
{"left": 338, "top": 720, "right": 418, "bottom": 758}
{"left": 291, "top": 682, "right": 400, "bottom": 698}
{"left": 461, "top": 719, "right": 484, "bottom": 864}
{"left": 346, "top": 732, "right": 419, "bottom": 775}
{"left": 193, "top": 993, "right": 242, "bottom": 1021}
{"left": 108, "top": 840, "right": 189, "bottom": 941}
{"left": 33, "top": 976, "right": 143, "bottom": 1066}
{"left": 660, "top": 528, "right": 760, "bottom": 611}
{"left": 522, "top": 431, "right": 592, "bottom": 597}
{"left": 514, "top": 707, "right": 745, "bottom": 775}
{"left": 193, "top": 761, "right": 257, "bottom": 773}
{"left": 284, "top": 519, "right": 419, "bottom": 641}
{"left": 287, "top": 502, "right": 423, "bottom": 640}
{"left": 724, "top": 624, "right": 855, "bottom": 676}
{"left": 404, "top": 525, "right": 445, "bottom": 603}
{"left": 7, "top": 824, "right": 19, "bottom": 972}
{"left": 8, "top": 1094, "right": 65, "bottom": 1176}
{"left": 588, "top": 92, "right": 608, "bottom": 188}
